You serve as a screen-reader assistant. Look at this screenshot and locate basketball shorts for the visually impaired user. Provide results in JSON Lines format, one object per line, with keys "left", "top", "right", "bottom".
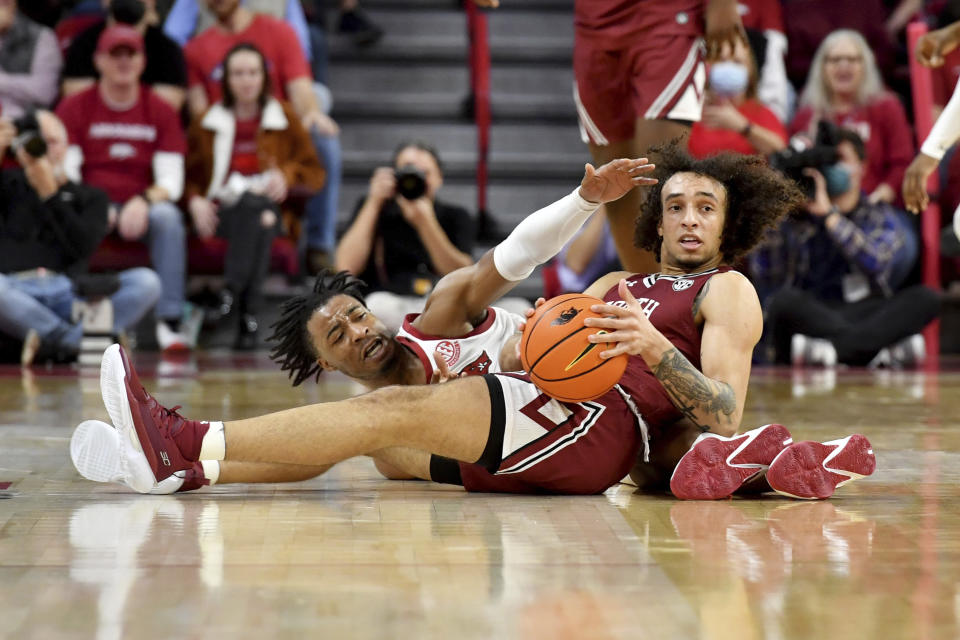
{"left": 431, "top": 373, "right": 645, "bottom": 495}
{"left": 573, "top": 32, "right": 706, "bottom": 146}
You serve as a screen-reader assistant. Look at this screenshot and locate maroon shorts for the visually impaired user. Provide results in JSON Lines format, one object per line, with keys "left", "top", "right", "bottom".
{"left": 453, "top": 373, "right": 644, "bottom": 495}
{"left": 573, "top": 32, "right": 705, "bottom": 145}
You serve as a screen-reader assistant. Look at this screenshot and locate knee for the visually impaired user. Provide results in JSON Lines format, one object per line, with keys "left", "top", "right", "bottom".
{"left": 765, "top": 287, "right": 804, "bottom": 320}
{"left": 148, "top": 202, "right": 186, "bottom": 238}
{"left": 126, "top": 267, "right": 162, "bottom": 308}
{"left": 260, "top": 209, "right": 277, "bottom": 229}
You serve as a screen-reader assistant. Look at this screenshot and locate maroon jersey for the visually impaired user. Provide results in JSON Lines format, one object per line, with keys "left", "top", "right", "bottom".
{"left": 574, "top": 0, "right": 704, "bottom": 47}
{"left": 603, "top": 266, "right": 733, "bottom": 427}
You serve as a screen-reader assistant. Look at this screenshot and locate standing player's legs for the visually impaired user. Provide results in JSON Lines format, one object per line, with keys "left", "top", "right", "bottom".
{"left": 574, "top": 33, "right": 703, "bottom": 274}
{"left": 588, "top": 119, "right": 689, "bottom": 274}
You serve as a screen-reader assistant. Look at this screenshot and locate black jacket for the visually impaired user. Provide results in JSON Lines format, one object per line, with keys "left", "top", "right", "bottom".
{"left": 0, "top": 169, "right": 109, "bottom": 275}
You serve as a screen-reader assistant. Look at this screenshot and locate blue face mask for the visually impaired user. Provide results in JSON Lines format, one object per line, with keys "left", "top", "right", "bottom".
{"left": 709, "top": 61, "right": 749, "bottom": 97}
{"left": 822, "top": 163, "right": 852, "bottom": 197}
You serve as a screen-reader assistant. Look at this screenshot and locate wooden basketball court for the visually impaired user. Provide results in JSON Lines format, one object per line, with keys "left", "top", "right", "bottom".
{"left": 1, "top": 353, "right": 959, "bottom": 639}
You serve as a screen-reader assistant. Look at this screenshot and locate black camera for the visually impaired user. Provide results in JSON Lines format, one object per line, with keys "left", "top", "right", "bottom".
{"left": 110, "top": 0, "right": 146, "bottom": 25}
{"left": 10, "top": 112, "right": 47, "bottom": 159}
{"left": 768, "top": 120, "right": 842, "bottom": 199}
{"left": 395, "top": 165, "right": 427, "bottom": 200}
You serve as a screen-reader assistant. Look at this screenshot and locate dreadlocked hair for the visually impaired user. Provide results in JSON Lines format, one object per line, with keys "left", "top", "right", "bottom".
{"left": 634, "top": 142, "right": 805, "bottom": 263}
{"left": 268, "top": 269, "right": 367, "bottom": 386}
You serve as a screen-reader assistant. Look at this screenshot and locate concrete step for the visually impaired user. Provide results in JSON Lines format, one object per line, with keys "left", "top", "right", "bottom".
{"left": 328, "top": 63, "right": 575, "bottom": 121}
{"left": 328, "top": 8, "right": 571, "bottom": 64}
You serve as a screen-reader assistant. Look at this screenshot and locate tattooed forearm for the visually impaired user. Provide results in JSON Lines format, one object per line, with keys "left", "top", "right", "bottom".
{"left": 652, "top": 347, "right": 737, "bottom": 432}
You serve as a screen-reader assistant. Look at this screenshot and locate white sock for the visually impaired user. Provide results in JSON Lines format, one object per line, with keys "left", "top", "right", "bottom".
{"left": 200, "top": 460, "right": 220, "bottom": 485}
{"left": 198, "top": 421, "right": 226, "bottom": 461}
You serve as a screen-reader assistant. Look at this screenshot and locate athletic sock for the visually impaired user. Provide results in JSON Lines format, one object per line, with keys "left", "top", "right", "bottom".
{"left": 196, "top": 421, "right": 226, "bottom": 461}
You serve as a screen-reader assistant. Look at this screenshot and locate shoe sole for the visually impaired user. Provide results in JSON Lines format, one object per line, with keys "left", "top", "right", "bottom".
{"left": 766, "top": 435, "right": 876, "bottom": 500}
{"left": 100, "top": 344, "right": 161, "bottom": 492}
{"left": 670, "top": 424, "right": 793, "bottom": 500}
{"left": 70, "top": 420, "right": 123, "bottom": 483}
{"left": 70, "top": 419, "right": 165, "bottom": 494}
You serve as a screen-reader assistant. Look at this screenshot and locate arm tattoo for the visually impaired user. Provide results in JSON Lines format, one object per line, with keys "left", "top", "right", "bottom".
{"left": 691, "top": 279, "right": 711, "bottom": 320}
{"left": 652, "top": 347, "right": 736, "bottom": 432}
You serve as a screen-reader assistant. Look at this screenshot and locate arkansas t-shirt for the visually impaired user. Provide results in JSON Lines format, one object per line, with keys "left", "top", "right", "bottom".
{"left": 184, "top": 14, "right": 311, "bottom": 103}
{"left": 56, "top": 85, "right": 187, "bottom": 203}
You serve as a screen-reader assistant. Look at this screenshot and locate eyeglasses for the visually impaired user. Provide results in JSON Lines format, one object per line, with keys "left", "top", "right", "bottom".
{"left": 825, "top": 55, "right": 862, "bottom": 66}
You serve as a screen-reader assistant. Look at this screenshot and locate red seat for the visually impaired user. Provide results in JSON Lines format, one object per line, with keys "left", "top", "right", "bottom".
{"left": 88, "top": 235, "right": 300, "bottom": 277}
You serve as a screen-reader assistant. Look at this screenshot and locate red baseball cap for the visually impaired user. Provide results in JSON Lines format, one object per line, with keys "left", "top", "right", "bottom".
{"left": 96, "top": 25, "right": 145, "bottom": 55}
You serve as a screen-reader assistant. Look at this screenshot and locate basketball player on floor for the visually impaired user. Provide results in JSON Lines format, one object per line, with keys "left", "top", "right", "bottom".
{"left": 72, "top": 156, "right": 657, "bottom": 491}
{"left": 75, "top": 144, "right": 877, "bottom": 499}
{"left": 475, "top": 0, "right": 745, "bottom": 274}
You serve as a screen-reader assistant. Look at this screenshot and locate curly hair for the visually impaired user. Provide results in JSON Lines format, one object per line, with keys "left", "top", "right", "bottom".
{"left": 268, "top": 269, "right": 367, "bottom": 386}
{"left": 634, "top": 143, "right": 805, "bottom": 263}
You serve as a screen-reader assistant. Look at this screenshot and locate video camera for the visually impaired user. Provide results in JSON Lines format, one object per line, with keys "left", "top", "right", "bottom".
{"left": 768, "top": 120, "right": 843, "bottom": 199}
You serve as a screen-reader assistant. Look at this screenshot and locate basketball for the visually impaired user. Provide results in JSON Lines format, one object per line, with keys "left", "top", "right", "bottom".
{"left": 519, "top": 293, "right": 628, "bottom": 403}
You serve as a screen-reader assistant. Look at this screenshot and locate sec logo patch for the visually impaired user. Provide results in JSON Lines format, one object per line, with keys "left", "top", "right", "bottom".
{"left": 435, "top": 340, "right": 461, "bottom": 366}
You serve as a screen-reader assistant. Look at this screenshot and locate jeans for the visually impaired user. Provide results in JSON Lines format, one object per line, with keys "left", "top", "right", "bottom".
{"left": 0, "top": 268, "right": 162, "bottom": 348}
{"left": 305, "top": 128, "right": 343, "bottom": 253}
{"left": 146, "top": 201, "right": 187, "bottom": 321}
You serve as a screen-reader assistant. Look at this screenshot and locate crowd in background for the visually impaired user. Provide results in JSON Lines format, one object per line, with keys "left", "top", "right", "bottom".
{"left": 0, "top": 0, "right": 956, "bottom": 368}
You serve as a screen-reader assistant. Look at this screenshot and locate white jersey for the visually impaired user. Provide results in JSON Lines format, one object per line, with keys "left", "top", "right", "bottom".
{"left": 395, "top": 306, "right": 524, "bottom": 383}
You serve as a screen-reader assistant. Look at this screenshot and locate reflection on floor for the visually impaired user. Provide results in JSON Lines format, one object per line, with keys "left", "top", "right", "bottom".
{"left": 1, "top": 354, "right": 959, "bottom": 639}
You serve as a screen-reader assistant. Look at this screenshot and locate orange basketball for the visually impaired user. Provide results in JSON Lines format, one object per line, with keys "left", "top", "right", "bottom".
{"left": 519, "top": 293, "right": 628, "bottom": 403}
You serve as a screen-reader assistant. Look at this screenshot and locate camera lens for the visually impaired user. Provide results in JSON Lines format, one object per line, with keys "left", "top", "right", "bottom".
{"left": 395, "top": 165, "right": 427, "bottom": 200}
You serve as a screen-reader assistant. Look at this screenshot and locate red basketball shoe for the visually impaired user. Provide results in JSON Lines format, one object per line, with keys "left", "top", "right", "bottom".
{"left": 670, "top": 424, "right": 794, "bottom": 500}
{"left": 765, "top": 435, "right": 876, "bottom": 499}
{"left": 100, "top": 344, "right": 208, "bottom": 485}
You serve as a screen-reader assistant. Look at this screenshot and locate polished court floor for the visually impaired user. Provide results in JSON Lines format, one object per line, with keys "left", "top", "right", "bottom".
{"left": 1, "top": 353, "right": 959, "bottom": 640}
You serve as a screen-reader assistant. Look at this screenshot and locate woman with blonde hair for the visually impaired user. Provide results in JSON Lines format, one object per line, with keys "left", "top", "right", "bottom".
{"left": 790, "top": 29, "right": 914, "bottom": 205}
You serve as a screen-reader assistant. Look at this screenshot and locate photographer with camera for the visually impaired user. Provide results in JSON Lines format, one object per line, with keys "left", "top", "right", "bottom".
{"left": 0, "top": 110, "right": 161, "bottom": 365}
{"left": 335, "top": 141, "right": 476, "bottom": 328}
{"left": 0, "top": 0, "right": 61, "bottom": 119}
{"left": 755, "top": 128, "right": 940, "bottom": 367}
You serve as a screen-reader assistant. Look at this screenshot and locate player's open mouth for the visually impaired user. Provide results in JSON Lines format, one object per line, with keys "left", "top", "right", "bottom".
{"left": 679, "top": 235, "right": 702, "bottom": 249}
{"left": 363, "top": 337, "right": 384, "bottom": 361}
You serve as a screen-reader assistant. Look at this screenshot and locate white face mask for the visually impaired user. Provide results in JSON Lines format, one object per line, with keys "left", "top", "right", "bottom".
{"left": 709, "top": 61, "right": 749, "bottom": 97}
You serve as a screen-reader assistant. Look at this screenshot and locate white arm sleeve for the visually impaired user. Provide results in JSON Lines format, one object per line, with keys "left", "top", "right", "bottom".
{"left": 921, "top": 79, "right": 960, "bottom": 160}
{"left": 152, "top": 152, "right": 185, "bottom": 201}
{"left": 493, "top": 187, "right": 601, "bottom": 281}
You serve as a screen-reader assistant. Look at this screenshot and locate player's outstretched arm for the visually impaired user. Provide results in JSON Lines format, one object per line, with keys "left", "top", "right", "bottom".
{"left": 415, "top": 158, "right": 656, "bottom": 337}
{"left": 584, "top": 273, "right": 760, "bottom": 436}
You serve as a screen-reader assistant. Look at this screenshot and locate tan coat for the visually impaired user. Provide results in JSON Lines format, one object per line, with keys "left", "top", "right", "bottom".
{"left": 184, "top": 98, "right": 325, "bottom": 206}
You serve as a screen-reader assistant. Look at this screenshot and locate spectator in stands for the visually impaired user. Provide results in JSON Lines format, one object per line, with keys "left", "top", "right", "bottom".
{"left": 688, "top": 34, "right": 787, "bottom": 158}
{"left": 781, "top": 0, "right": 895, "bottom": 92}
{"left": 164, "top": 0, "right": 382, "bottom": 50}
{"left": 185, "top": 43, "right": 325, "bottom": 349}
{"left": 62, "top": 0, "right": 187, "bottom": 112}
{"left": 335, "top": 141, "right": 476, "bottom": 328}
{"left": 752, "top": 129, "right": 940, "bottom": 367}
{"left": 790, "top": 29, "right": 915, "bottom": 206}
{"left": 0, "top": 110, "right": 160, "bottom": 365}
{"left": 181, "top": 0, "right": 342, "bottom": 276}
{"left": 736, "top": 0, "right": 792, "bottom": 122}
{"left": 56, "top": 25, "right": 196, "bottom": 352}
{"left": 0, "top": 0, "right": 62, "bottom": 119}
